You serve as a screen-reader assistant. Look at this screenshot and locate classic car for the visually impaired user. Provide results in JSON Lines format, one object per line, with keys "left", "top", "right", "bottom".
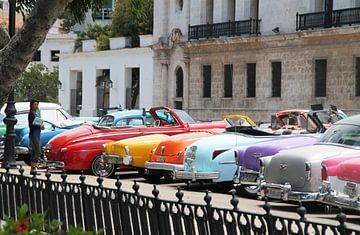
{"left": 143, "top": 115, "right": 253, "bottom": 179}
{"left": 233, "top": 108, "right": 344, "bottom": 197}
{"left": 144, "top": 130, "right": 223, "bottom": 179}
{"left": 233, "top": 135, "right": 320, "bottom": 197}
{"left": 321, "top": 156, "right": 360, "bottom": 211}
{"left": 174, "top": 126, "right": 283, "bottom": 193}
{"left": 259, "top": 114, "right": 360, "bottom": 202}
{"left": 271, "top": 106, "right": 346, "bottom": 135}
{"left": 45, "top": 106, "right": 226, "bottom": 177}
{"left": 1, "top": 109, "right": 148, "bottom": 162}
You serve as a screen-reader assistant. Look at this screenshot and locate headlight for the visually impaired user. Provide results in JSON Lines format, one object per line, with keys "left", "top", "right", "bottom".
{"left": 44, "top": 143, "right": 52, "bottom": 150}
{"left": 102, "top": 144, "right": 106, "bottom": 154}
{"left": 184, "top": 145, "right": 197, "bottom": 162}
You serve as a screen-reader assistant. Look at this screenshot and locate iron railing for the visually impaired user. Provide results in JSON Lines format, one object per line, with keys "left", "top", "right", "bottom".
{"left": 188, "top": 19, "right": 261, "bottom": 40}
{"left": 0, "top": 167, "right": 359, "bottom": 234}
{"left": 297, "top": 7, "right": 360, "bottom": 30}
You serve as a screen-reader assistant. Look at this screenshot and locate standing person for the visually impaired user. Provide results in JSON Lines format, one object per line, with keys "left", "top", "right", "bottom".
{"left": 28, "top": 100, "right": 44, "bottom": 174}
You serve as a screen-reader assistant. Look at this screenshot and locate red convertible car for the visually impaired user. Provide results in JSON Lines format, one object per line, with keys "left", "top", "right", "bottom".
{"left": 44, "top": 107, "right": 226, "bottom": 177}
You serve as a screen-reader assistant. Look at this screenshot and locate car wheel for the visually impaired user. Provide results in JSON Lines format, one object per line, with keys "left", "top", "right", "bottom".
{"left": 90, "top": 155, "right": 115, "bottom": 178}
{"left": 208, "top": 182, "right": 234, "bottom": 194}
{"left": 236, "top": 185, "right": 260, "bottom": 198}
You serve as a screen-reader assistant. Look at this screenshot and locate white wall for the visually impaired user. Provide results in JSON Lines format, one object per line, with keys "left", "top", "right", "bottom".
{"left": 28, "top": 34, "right": 75, "bottom": 71}
{"left": 259, "top": 0, "right": 309, "bottom": 35}
{"left": 59, "top": 47, "right": 153, "bottom": 116}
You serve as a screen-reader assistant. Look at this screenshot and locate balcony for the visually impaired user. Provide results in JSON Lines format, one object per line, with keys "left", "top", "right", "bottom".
{"left": 188, "top": 19, "right": 261, "bottom": 40}
{"left": 297, "top": 7, "right": 360, "bottom": 31}
{"left": 95, "top": 8, "right": 113, "bottom": 20}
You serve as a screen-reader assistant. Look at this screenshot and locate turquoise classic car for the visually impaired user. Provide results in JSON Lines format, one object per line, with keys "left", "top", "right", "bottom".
{"left": 174, "top": 127, "right": 282, "bottom": 192}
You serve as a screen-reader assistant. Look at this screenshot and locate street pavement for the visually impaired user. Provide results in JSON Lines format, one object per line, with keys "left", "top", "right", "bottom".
{"left": 5, "top": 163, "right": 360, "bottom": 231}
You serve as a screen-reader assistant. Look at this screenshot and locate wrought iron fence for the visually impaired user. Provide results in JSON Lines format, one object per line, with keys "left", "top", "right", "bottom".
{"left": 0, "top": 167, "right": 359, "bottom": 234}
{"left": 297, "top": 7, "right": 360, "bottom": 31}
{"left": 188, "top": 19, "right": 261, "bottom": 40}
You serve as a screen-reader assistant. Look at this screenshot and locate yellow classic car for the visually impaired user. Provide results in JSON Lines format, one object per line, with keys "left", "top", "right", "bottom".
{"left": 102, "top": 134, "right": 169, "bottom": 170}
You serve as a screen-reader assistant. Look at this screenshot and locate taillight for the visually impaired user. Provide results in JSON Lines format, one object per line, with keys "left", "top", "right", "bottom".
{"left": 212, "top": 149, "right": 228, "bottom": 159}
{"left": 305, "top": 161, "right": 311, "bottom": 181}
{"left": 321, "top": 163, "right": 329, "bottom": 181}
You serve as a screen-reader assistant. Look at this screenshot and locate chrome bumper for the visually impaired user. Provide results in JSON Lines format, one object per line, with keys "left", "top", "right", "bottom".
{"left": 323, "top": 193, "right": 360, "bottom": 211}
{"left": 321, "top": 181, "right": 360, "bottom": 211}
{"left": 174, "top": 168, "right": 220, "bottom": 182}
{"left": 259, "top": 182, "right": 324, "bottom": 202}
{"left": 15, "top": 146, "right": 29, "bottom": 155}
{"left": 234, "top": 170, "right": 261, "bottom": 185}
{"left": 0, "top": 145, "right": 29, "bottom": 156}
{"left": 102, "top": 154, "right": 124, "bottom": 165}
{"left": 144, "top": 161, "right": 184, "bottom": 172}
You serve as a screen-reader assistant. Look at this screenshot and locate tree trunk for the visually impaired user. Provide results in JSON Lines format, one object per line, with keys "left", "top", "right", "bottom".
{"left": 0, "top": 0, "right": 69, "bottom": 108}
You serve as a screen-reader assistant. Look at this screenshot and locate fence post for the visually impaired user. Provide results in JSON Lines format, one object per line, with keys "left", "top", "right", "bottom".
{"left": 204, "top": 190, "right": 214, "bottom": 234}
{"left": 79, "top": 172, "right": 89, "bottom": 232}
{"left": 263, "top": 197, "right": 274, "bottom": 235}
{"left": 336, "top": 208, "right": 349, "bottom": 235}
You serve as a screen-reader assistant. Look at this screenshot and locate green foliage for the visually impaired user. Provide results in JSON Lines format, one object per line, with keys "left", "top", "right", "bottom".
{"left": 0, "top": 204, "right": 103, "bottom": 234}
{"left": 96, "top": 34, "right": 110, "bottom": 50}
{"left": 74, "top": 24, "right": 111, "bottom": 51}
{"left": 14, "top": 64, "right": 59, "bottom": 103}
{"left": 16, "top": 0, "right": 106, "bottom": 25}
{"left": 111, "top": 0, "right": 153, "bottom": 47}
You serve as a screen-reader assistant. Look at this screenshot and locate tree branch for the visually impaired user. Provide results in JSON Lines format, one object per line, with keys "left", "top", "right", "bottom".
{"left": 0, "top": 0, "right": 69, "bottom": 107}
{"left": 0, "top": 27, "right": 10, "bottom": 49}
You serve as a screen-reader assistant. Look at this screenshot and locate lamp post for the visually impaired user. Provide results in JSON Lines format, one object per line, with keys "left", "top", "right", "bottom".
{"left": 2, "top": 0, "right": 17, "bottom": 168}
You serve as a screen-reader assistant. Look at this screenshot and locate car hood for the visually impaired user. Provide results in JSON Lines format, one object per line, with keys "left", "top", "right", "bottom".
{"left": 184, "top": 133, "right": 279, "bottom": 172}
{"left": 105, "top": 134, "right": 168, "bottom": 157}
{"left": 241, "top": 135, "right": 319, "bottom": 171}
{"left": 337, "top": 158, "right": 360, "bottom": 183}
{"left": 265, "top": 144, "right": 359, "bottom": 189}
{"left": 48, "top": 124, "right": 95, "bottom": 150}
{"left": 153, "top": 132, "right": 214, "bottom": 157}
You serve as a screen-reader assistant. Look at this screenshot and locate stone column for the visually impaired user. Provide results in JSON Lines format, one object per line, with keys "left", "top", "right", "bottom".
{"left": 161, "top": 62, "right": 169, "bottom": 106}
{"left": 80, "top": 67, "right": 97, "bottom": 116}
{"left": 183, "top": 56, "right": 190, "bottom": 111}
{"left": 153, "top": 0, "right": 169, "bottom": 42}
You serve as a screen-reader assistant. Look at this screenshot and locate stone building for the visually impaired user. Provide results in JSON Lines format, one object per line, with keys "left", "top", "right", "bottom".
{"left": 152, "top": 0, "right": 360, "bottom": 122}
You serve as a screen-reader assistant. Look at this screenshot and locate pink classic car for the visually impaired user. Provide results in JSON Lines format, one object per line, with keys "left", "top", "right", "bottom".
{"left": 321, "top": 156, "right": 360, "bottom": 211}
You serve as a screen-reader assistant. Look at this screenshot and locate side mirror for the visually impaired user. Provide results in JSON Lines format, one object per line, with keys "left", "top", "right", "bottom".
{"left": 51, "top": 124, "right": 56, "bottom": 131}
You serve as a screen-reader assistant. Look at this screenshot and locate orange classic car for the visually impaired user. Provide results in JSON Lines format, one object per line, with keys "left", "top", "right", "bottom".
{"left": 144, "top": 115, "right": 256, "bottom": 179}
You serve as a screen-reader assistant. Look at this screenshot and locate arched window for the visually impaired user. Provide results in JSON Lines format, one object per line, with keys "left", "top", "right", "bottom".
{"left": 176, "top": 67, "right": 183, "bottom": 98}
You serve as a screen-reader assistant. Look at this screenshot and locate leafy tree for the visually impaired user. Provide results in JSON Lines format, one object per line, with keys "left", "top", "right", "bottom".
{"left": 14, "top": 64, "right": 59, "bottom": 103}
{"left": 0, "top": 0, "right": 106, "bottom": 108}
{"left": 111, "top": 0, "right": 153, "bottom": 47}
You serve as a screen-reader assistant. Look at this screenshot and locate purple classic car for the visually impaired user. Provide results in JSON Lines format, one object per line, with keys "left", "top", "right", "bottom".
{"left": 233, "top": 135, "right": 320, "bottom": 197}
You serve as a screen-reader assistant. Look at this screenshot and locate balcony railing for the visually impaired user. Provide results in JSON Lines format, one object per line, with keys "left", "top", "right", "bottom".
{"left": 297, "top": 7, "right": 360, "bottom": 31}
{"left": 95, "top": 8, "right": 113, "bottom": 20}
{"left": 188, "top": 18, "right": 261, "bottom": 40}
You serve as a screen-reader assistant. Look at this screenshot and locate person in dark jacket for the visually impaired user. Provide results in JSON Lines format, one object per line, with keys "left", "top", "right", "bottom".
{"left": 28, "top": 100, "right": 44, "bottom": 174}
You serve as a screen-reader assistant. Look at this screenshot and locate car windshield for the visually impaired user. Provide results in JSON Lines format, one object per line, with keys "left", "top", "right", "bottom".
{"left": 98, "top": 115, "right": 114, "bottom": 127}
{"left": 225, "top": 117, "right": 252, "bottom": 127}
{"left": 313, "top": 111, "right": 340, "bottom": 125}
{"left": 319, "top": 124, "right": 360, "bottom": 147}
{"left": 174, "top": 110, "right": 195, "bottom": 124}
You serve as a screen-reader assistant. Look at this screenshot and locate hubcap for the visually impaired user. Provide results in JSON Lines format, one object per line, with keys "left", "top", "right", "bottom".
{"left": 93, "top": 156, "right": 113, "bottom": 177}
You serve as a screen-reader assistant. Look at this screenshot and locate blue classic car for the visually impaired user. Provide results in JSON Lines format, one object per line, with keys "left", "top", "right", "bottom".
{"left": 174, "top": 127, "right": 282, "bottom": 192}
{"left": 1, "top": 109, "right": 151, "bottom": 164}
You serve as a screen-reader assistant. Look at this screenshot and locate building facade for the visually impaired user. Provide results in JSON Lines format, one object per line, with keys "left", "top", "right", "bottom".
{"left": 153, "top": 0, "right": 360, "bottom": 122}
{"left": 58, "top": 35, "right": 154, "bottom": 117}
